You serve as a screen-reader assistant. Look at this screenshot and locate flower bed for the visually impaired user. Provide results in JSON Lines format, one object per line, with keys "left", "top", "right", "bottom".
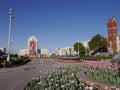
{"left": 86, "top": 68, "right": 120, "bottom": 85}
{"left": 24, "top": 65, "right": 101, "bottom": 90}
{"left": 84, "top": 61, "right": 120, "bottom": 88}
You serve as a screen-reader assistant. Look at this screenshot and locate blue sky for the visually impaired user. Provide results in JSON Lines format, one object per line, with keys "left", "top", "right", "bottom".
{"left": 0, "top": 0, "right": 120, "bottom": 53}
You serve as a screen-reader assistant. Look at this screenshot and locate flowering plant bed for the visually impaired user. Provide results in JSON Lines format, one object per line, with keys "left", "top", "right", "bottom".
{"left": 86, "top": 68, "right": 120, "bottom": 85}
{"left": 83, "top": 61, "right": 120, "bottom": 89}
{"left": 24, "top": 65, "right": 101, "bottom": 90}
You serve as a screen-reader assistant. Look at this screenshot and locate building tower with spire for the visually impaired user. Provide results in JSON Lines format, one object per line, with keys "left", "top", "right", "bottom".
{"left": 28, "top": 35, "right": 38, "bottom": 57}
{"left": 107, "top": 17, "right": 118, "bottom": 53}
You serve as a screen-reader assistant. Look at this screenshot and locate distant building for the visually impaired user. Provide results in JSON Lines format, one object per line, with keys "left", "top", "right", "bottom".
{"left": 54, "top": 47, "right": 76, "bottom": 56}
{"left": 28, "top": 35, "right": 38, "bottom": 57}
{"left": 107, "top": 17, "right": 118, "bottom": 53}
{"left": 18, "top": 49, "right": 28, "bottom": 56}
{"left": 18, "top": 35, "right": 39, "bottom": 57}
{"left": 37, "top": 49, "right": 41, "bottom": 57}
{"left": 82, "top": 40, "right": 90, "bottom": 48}
{"left": 82, "top": 40, "right": 90, "bottom": 55}
{"left": 0, "top": 48, "right": 6, "bottom": 56}
{"left": 107, "top": 18, "right": 118, "bottom": 53}
{"left": 0, "top": 48, "right": 6, "bottom": 54}
{"left": 40, "top": 49, "right": 49, "bottom": 57}
{"left": 116, "top": 35, "right": 120, "bottom": 52}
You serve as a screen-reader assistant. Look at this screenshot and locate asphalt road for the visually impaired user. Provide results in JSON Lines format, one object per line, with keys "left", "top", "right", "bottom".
{"left": 0, "top": 58, "right": 72, "bottom": 90}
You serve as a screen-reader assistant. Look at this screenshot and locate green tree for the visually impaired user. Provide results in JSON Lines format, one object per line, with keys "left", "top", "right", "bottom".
{"left": 73, "top": 42, "right": 86, "bottom": 55}
{"left": 88, "top": 34, "right": 107, "bottom": 52}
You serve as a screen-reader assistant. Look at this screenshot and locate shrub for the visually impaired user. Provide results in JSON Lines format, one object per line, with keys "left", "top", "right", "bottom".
{"left": 10, "top": 59, "right": 24, "bottom": 65}
{"left": 10, "top": 54, "right": 19, "bottom": 58}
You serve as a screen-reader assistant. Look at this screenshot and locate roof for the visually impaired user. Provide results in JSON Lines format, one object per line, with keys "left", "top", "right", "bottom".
{"left": 107, "top": 17, "right": 117, "bottom": 25}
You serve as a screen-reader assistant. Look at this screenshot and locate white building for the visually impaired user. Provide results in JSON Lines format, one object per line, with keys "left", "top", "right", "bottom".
{"left": 18, "top": 35, "right": 39, "bottom": 57}
{"left": 41, "top": 49, "right": 49, "bottom": 54}
{"left": 40, "top": 49, "right": 49, "bottom": 57}
{"left": 54, "top": 47, "right": 76, "bottom": 56}
{"left": 0, "top": 48, "right": 6, "bottom": 53}
{"left": 28, "top": 35, "right": 38, "bottom": 57}
{"left": 82, "top": 40, "right": 90, "bottom": 48}
{"left": 18, "top": 49, "right": 29, "bottom": 56}
{"left": 116, "top": 35, "right": 120, "bottom": 52}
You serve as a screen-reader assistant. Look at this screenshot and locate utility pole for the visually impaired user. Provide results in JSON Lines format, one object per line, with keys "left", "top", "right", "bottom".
{"left": 7, "top": 8, "right": 14, "bottom": 61}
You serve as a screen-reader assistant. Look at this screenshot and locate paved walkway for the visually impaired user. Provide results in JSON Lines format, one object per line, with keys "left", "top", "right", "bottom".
{"left": 0, "top": 58, "right": 75, "bottom": 90}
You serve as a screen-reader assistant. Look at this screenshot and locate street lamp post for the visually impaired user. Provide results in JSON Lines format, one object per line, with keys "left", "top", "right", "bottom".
{"left": 78, "top": 41, "right": 79, "bottom": 58}
{"left": 86, "top": 47, "right": 87, "bottom": 56}
{"left": 7, "top": 8, "right": 14, "bottom": 61}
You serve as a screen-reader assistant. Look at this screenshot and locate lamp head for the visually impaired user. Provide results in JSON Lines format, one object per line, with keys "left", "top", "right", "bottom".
{"left": 9, "top": 8, "right": 14, "bottom": 18}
